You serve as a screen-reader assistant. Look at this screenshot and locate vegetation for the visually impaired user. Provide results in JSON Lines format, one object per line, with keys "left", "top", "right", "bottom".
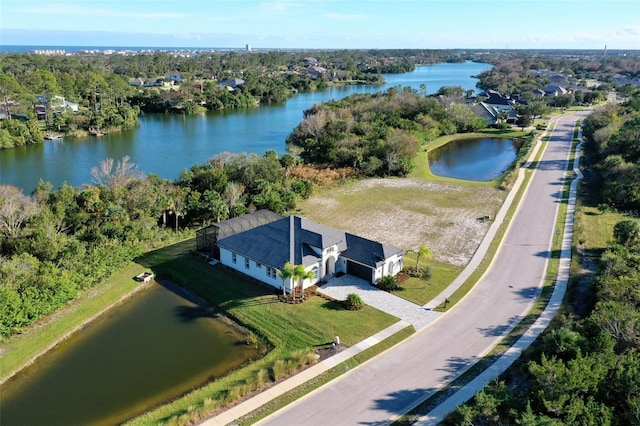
{"left": 124, "top": 239, "right": 398, "bottom": 424}
{"left": 376, "top": 275, "right": 400, "bottom": 292}
{"left": 0, "top": 49, "right": 473, "bottom": 149}
{"left": 287, "top": 87, "right": 486, "bottom": 177}
{"left": 447, "top": 88, "right": 640, "bottom": 425}
{"left": 345, "top": 293, "right": 364, "bottom": 310}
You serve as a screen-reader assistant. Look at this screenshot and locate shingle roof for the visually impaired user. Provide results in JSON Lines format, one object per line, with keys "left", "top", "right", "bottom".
{"left": 341, "top": 233, "right": 404, "bottom": 268}
{"left": 217, "top": 214, "right": 402, "bottom": 271}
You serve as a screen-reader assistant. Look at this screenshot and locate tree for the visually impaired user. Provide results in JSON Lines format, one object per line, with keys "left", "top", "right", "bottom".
{"left": 517, "top": 114, "right": 533, "bottom": 131}
{"left": 90, "top": 156, "right": 143, "bottom": 187}
{"left": 0, "top": 185, "right": 39, "bottom": 239}
{"left": 278, "top": 261, "right": 295, "bottom": 297}
{"left": 613, "top": 220, "right": 640, "bottom": 247}
{"left": 414, "top": 244, "right": 433, "bottom": 272}
{"left": 293, "top": 264, "right": 315, "bottom": 301}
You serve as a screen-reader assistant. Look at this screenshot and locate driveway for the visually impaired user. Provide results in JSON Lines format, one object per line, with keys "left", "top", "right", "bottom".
{"left": 259, "top": 111, "right": 590, "bottom": 426}
{"left": 318, "top": 275, "right": 441, "bottom": 330}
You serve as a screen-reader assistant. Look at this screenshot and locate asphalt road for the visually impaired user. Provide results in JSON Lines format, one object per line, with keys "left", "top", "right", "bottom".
{"left": 258, "top": 111, "right": 590, "bottom": 426}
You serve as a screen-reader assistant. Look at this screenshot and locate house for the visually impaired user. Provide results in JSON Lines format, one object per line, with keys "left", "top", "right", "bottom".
{"left": 217, "top": 78, "right": 245, "bottom": 90}
{"left": 306, "top": 66, "right": 327, "bottom": 79}
{"left": 543, "top": 84, "right": 569, "bottom": 97}
{"left": 34, "top": 104, "right": 47, "bottom": 120}
{"left": 205, "top": 211, "right": 404, "bottom": 293}
{"left": 165, "top": 71, "right": 184, "bottom": 83}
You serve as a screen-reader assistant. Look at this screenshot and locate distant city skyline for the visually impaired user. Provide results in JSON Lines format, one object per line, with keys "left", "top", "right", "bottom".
{"left": 1, "top": 0, "right": 639, "bottom": 50}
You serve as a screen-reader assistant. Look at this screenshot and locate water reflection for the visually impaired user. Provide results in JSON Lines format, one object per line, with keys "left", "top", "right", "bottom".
{"left": 429, "top": 137, "right": 520, "bottom": 181}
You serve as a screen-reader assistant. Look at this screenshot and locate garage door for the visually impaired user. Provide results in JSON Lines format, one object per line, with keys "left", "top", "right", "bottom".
{"left": 347, "top": 261, "right": 372, "bottom": 282}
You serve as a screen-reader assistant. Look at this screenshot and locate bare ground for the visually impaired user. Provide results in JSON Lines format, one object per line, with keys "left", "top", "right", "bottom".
{"left": 299, "top": 178, "right": 506, "bottom": 266}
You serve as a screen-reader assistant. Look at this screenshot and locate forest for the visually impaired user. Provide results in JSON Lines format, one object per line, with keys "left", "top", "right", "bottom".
{"left": 446, "top": 89, "right": 640, "bottom": 425}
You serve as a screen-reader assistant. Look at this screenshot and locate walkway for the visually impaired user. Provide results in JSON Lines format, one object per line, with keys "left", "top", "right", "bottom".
{"left": 202, "top": 113, "right": 587, "bottom": 426}
{"left": 318, "top": 275, "right": 441, "bottom": 329}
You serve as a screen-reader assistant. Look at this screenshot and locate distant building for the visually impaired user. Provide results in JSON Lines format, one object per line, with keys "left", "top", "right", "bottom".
{"left": 246, "top": 44, "right": 252, "bottom": 52}
{"left": 164, "top": 71, "right": 184, "bottom": 83}
{"left": 218, "top": 78, "right": 245, "bottom": 90}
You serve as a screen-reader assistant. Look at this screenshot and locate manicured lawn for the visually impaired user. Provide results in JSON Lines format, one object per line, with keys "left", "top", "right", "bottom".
{"left": 128, "top": 238, "right": 399, "bottom": 424}
{"left": 393, "top": 253, "right": 462, "bottom": 305}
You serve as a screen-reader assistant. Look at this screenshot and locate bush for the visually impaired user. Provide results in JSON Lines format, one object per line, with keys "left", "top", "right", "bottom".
{"left": 376, "top": 275, "right": 400, "bottom": 291}
{"left": 345, "top": 293, "right": 364, "bottom": 310}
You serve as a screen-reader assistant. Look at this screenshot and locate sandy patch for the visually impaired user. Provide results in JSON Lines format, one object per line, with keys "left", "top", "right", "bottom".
{"left": 300, "top": 178, "right": 506, "bottom": 266}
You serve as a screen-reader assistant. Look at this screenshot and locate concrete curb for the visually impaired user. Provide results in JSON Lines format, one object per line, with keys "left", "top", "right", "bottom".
{"left": 415, "top": 127, "right": 584, "bottom": 425}
{"left": 424, "top": 118, "right": 557, "bottom": 310}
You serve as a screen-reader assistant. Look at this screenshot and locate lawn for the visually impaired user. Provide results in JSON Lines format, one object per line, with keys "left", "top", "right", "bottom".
{"left": 128, "top": 238, "right": 399, "bottom": 424}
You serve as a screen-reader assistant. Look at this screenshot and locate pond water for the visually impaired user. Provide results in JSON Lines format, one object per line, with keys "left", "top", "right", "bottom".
{"left": 428, "top": 137, "right": 520, "bottom": 181}
{"left": 0, "top": 283, "right": 262, "bottom": 426}
{"left": 0, "top": 61, "right": 492, "bottom": 193}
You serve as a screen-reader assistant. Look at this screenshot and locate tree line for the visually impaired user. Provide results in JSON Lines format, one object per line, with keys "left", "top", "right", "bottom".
{"left": 0, "top": 49, "right": 470, "bottom": 149}
{"left": 0, "top": 150, "right": 318, "bottom": 337}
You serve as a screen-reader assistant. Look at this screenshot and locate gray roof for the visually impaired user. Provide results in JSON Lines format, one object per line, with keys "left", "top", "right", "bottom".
{"left": 217, "top": 213, "right": 402, "bottom": 270}
{"left": 341, "top": 233, "right": 404, "bottom": 268}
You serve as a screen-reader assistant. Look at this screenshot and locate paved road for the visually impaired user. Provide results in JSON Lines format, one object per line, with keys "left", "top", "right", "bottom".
{"left": 258, "top": 111, "right": 589, "bottom": 426}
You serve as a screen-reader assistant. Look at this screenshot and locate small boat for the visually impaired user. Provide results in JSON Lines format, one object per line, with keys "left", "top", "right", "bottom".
{"left": 134, "top": 272, "right": 155, "bottom": 282}
{"left": 44, "top": 134, "right": 62, "bottom": 140}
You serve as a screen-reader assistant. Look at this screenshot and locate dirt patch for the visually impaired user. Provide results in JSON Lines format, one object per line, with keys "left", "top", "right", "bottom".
{"left": 300, "top": 177, "right": 506, "bottom": 266}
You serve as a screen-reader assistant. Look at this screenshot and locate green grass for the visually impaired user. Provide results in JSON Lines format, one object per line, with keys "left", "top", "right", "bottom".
{"left": 393, "top": 253, "right": 462, "bottom": 305}
{"left": 395, "top": 118, "right": 585, "bottom": 424}
{"left": 235, "top": 325, "right": 416, "bottom": 426}
{"left": 127, "top": 239, "right": 399, "bottom": 425}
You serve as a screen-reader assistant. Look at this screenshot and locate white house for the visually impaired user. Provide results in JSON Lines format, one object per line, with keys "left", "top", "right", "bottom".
{"left": 213, "top": 212, "right": 404, "bottom": 294}
{"left": 164, "top": 71, "right": 184, "bottom": 83}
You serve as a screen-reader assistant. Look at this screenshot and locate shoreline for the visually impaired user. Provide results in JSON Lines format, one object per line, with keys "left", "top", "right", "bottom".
{"left": 0, "top": 279, "right": 153, "bottom": 386}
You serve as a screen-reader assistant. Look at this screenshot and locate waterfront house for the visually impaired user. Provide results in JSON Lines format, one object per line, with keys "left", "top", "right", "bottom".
{"left": 200, "top": 211, "right": 404, "bottom": 293}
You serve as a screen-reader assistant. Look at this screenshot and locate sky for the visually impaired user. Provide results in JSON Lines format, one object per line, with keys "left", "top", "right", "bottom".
{"left": 1, "top": 0, "right": 639, "bottom": 50}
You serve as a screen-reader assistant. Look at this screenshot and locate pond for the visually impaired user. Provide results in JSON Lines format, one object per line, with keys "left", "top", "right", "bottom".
{"left": 428, "top": 137, "right": 521, "bottom": 182}
{"left": 0, "top": 283, "right": 263, "bottom": 426}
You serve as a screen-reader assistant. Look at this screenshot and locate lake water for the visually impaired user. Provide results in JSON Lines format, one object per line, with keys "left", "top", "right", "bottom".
{"left": 428, "top": 137, "right": 520, "bottom": 181}
{"left": 0, "top": 61, "right": 492, "bottom": 193}
{"left": 0, "top": 283, "right": 262, "bottom": 426}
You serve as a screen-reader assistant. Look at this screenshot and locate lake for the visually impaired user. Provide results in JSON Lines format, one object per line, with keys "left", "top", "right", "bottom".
{"left": 0, "top": 61, "right": 492, "bottom": 193}
{"left": 428, "top": 137, "right": 520, "bottom": 181}
{"left": 0, "top": 283, "right": 262, "bottom": 426}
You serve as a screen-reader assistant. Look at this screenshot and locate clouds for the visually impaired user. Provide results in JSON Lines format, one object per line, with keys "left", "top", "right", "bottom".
{"left": 1, "top": 0, "right": 638, "bottom": 49}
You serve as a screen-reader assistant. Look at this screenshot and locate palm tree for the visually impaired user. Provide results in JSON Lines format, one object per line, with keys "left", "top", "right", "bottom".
{"left": 278, "top": 262, "right": 295, "bottom": 298}
{"left": 415, "top": 245, "right": 433, "bottom": 272}
{"left": 293, "top": 264, "right": 316, "bottom": 301}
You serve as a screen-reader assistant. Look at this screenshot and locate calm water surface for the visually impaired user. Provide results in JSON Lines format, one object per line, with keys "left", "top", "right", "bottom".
{"left": 429, "top": 137, "right": 520, "bottom": 181}
{"left": 0, "top": 62, "right": 491, "bottom": 192}
{"left": 0, "top": 283, "right": 261, "bottom": 426}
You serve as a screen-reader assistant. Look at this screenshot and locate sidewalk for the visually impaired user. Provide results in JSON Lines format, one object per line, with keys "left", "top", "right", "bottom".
{"left": 415, "top": 133, "right": 583, "bottom": 425}
{"left": 424, "top": 119, "right": 555, "bottom": 310}
{"left": 203, "top": 119, "right": 567, "bottom": 426}
{"left": 202, "top": 319, "right": 412, "bottom": 426}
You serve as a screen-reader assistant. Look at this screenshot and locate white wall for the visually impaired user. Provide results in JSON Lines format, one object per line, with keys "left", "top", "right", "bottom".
{"left": 219, "top": 248, "right": 290, "bottom": 292}
{"left": 372, "top": 254, "right": 404, "bottom": 283}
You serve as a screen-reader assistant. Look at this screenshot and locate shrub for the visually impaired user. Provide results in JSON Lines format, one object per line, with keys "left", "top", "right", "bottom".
{"left": 377, "top": 275, "right": 400, "bottom": 291}
{"left": 345, "top": 293, "right": 364, "bottom": 310}
{"left": 272, "top": 359, "right": 286, "bottom": 381}
{"left": 256, "top": 368, "right": 269, "bottom": 387}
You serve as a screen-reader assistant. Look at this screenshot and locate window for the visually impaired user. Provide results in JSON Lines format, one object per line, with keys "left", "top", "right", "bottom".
{"left": 256, "top": 263, "right": 262, "bottom": 268}
{"left": 267, "top": 267, "right": 277, "bottom": 279}
{"left": 232, "top": 253, "right": 237, "bottom": 264}
{"left": 245, "top": 258, "right": 250, "bottom": 269}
